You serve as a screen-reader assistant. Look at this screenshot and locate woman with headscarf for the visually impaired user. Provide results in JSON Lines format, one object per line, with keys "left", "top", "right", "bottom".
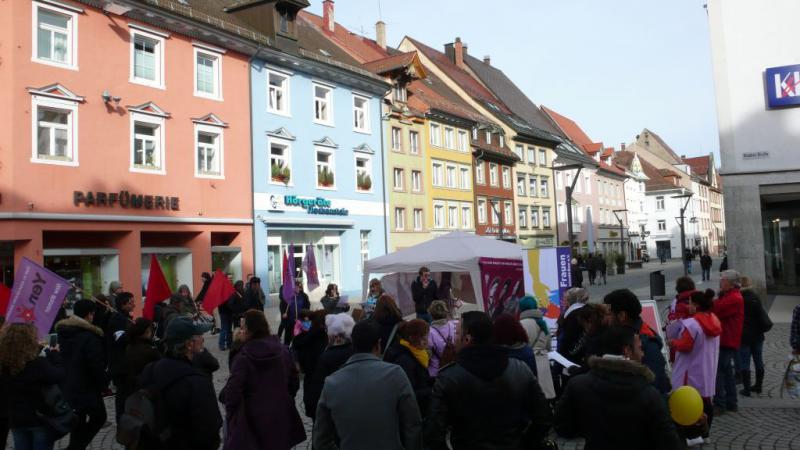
{"left": 519, "top": 296, "right": 556, "bottom": 399}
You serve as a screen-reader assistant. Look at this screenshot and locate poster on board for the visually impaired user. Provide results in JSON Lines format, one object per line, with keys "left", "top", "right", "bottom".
{"left": 478, "top": 258, "right": 524, "bottom": 319}
{"left": 522, "top": 247, "right": 572, "bottom": 325}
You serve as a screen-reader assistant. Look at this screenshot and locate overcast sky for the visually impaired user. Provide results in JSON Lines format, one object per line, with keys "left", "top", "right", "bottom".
{"left": 308, "top": 0, "right": 720, "bottom": 161}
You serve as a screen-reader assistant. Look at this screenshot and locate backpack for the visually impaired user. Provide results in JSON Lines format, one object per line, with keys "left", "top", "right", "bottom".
{"left": 36, "top": 383, "right": 78, "bottom": 440}
{"left": 116, "top": 366, "right": 190, "bottom": 450}
{"left": 431, "top": 324, "right": 457, "bottom": 368}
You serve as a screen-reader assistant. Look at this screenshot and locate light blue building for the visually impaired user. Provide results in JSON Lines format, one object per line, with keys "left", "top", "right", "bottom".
{"left": 250, "top": 12, "right": 389, "bottom": 302}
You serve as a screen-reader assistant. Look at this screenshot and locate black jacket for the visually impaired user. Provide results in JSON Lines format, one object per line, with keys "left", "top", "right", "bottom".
{"left": 411, "top": 277, "right": 438, "bottom": 314}
{"left": 425, "top": 345, "right": 552, "bottom": 450}
{"left": 377, "top": 314, "right": 403, "bottom": 353}
{"left": 121, "top": 337, "right": 161, "bottom": 400}
{"left": 226, "top": 292, "right": 248, "bottom": 323}
{"left": 384, "top": 343, "right": 433, "bottom": 417}
{"left": 55, "top": 316, "right": 109, "bottom": 409}
{"left": 192, "top": 348, "right": 220, "bottom": 377}
{"left": 555, "top": 356, "right": 685, "bottom": 450}
{"left": 700, "top": 255, "right": 713, "bottom": 270}
{"left": 741, "top": 289, "right": 771, "bottom": 346}
{"left": 557, "top": 308, "right": 585, "bottom": 365}
{"left": 139, "top": 356, "right": 222, "bottom": 450}
{"left": 303, "top": 343, "right": 354, "bottom": 420}
{"left": 292, "top": 328, "right": 328, "bottom": 377}
{"left": 636, "top": 320, "right": 671, "bottom": 395}
{"left": 106, "top": 311, "right": 133, "bottom": 378}
{"left": 244, "top": 288, "right": 264, "bottom": 311}
{"left": 2, "top": 351, "right": 65, "bottom": 428}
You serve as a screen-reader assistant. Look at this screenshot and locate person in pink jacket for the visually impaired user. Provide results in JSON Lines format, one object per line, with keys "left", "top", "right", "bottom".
{"left": 427, "top": 301, "right": 457, "bottom": 377}
{"left": 667, "top": 289, "right": 721, "bottom": 440}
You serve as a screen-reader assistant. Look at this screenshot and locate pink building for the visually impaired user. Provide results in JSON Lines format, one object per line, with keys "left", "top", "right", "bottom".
{"left": 0, "top": 0, "right": 254, "bottom": 313}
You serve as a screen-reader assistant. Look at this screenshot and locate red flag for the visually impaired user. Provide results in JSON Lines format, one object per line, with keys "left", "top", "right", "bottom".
{"left": 143, "top": 254, "right": 171, "bottom": 320}
{"left": 202, "top": 269, "right": 235, "bottom": 314}
{"left": 0, "top": 283, "right": 10, "bottom": 317}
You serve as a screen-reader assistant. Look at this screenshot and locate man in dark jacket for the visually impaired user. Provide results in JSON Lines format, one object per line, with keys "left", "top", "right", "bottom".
{"left": 596, "top": 254, "right": 607, "bottom": 285}
{"left": 555, "top": 326, "right": 684, "bottom": 449}
{"left": 713, "top": 270, "right": 744, "bottom": 414}
{"left": 244, "top": 276, "right": 266, "bottom": 311}
{"left": 106, "top": 292, "right": 135, "bottom": 423}
{"left": 426, "top": 311, "right": 552, "bottom": 450}
{"left": 700, "top": 252, "right": 713, "bottom": 281}
{"left": 586, "top": 254, "right": 597, "bottom": 285}
{"left": 604, "top": 289, "right": 671, "bottom": 395}
{"left": 55, "top": 300, "right": 109, "bottom": 450}
{"left": 139, "top": 317, "right": 222, "bottom": 450}
{"left": 411, "top": 267, "right": 438, "bottom": 323}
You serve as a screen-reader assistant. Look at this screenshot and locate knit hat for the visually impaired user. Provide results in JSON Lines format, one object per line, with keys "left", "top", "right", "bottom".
{"left": 164, "top": 316, "right": 205, "bottom": 344}
{"left": 325, "top": 313, "right": 355, "bottom": 339}
{"left": 519, "top": 295, "right": 538, "bottom": 312}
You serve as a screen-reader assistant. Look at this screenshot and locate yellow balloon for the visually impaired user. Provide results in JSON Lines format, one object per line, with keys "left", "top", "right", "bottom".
{"left": 669, "top": 386, "right": 704, "bottom": 426}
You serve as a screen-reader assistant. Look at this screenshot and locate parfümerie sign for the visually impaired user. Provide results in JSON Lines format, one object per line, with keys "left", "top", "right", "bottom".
{"left": 74, "top": 191, "right": 180, "bottom": 210}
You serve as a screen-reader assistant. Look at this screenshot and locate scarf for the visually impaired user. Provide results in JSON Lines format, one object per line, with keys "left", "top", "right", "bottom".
{"left": 400, "top": 339, "right": 430, "bottom": 368}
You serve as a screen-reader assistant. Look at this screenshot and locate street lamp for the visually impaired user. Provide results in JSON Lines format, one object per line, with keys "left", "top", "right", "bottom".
{"left": 488, "top": 197, "right": 505, "bottom": 241}
{"left": 672, "top": 193, "right": 694, "bottom": 276}
{"left": 552, "top": 164, "right": 584, "bottom": 255}
{"left": 612, "top": 209, "right": 628, "bottom": 262}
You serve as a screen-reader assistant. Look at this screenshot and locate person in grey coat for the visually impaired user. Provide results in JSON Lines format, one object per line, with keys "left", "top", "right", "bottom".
{"left": 313, "top": 320, "right": 422, "bottom": 450}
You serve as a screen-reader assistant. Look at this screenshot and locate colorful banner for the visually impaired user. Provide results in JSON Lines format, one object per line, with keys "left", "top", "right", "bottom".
{"left": 478, "top": 258, "right": 524, "bottom": 319}
{"left": 522, "top": 247, "right": 572, "bottom": 321}
{"left": 556, "top": 247, "right": 572, "bottom": 315}
{"left": 302, "top": 244, "right": 320, "bottom": 291}
{"left": 5, "top": 257, "right": 70, "bottom": 339}
{"left": 281, "top": 246, "right": 296, "bottom": 301}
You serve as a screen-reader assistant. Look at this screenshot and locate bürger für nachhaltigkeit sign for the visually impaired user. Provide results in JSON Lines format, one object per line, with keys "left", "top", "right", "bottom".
{"left": 269, "top": 195, "right": 348, "bottom": 216}
{"left": 766, "top": 64, "right": 800, "bottom": 108}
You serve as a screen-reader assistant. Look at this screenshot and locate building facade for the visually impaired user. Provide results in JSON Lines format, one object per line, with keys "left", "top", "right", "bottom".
{"left": 473, "top": 128, "right": 518, "bottom": 239}
{"left": 0, "top": 0, "right": 256, "bottom": 311}
{"left": 614, "top": 151, "right": 650, "bottom": 261}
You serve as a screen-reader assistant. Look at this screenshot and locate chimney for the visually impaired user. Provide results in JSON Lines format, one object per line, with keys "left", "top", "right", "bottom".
{"left": 323, "top": 0, "right": 334, "bottom": 32}
{"left": 621, "top": 143, "right": 626, "bottom": 151}
{"left": 453, "top": 37, "right": 465, "bottom": 68}
{"left": 483, "top": 55, "right": 491, "bottom": 65}
{"left": 376, "top": 20, "right": 386, "bottom": 50}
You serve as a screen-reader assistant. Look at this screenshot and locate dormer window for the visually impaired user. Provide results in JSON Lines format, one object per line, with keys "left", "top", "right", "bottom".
{"left": 393, "top": 82, "right": 407, "bottom": 102}
{"left": 275, "top": 4, "right": 296, "bottom": 36}
{"left": 279, "top": 10, "right": 289, "bottom": 33}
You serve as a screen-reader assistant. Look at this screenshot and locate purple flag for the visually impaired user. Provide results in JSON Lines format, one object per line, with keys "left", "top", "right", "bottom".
{"left": 6, "top": 257, "right": 70, "bottom": 340}
{"left": 281, "top": 245, "right": 296, "bottom": 301}
{"left": 302, "top": 244, "right": 320, "bottom": 291}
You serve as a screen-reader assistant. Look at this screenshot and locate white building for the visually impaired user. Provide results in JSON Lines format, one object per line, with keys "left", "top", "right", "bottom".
{"left": 614, "top": 151, "right": 650, "bottom": 260}
{"left": 708, "top": 0, "right": 800, "bottom": 297}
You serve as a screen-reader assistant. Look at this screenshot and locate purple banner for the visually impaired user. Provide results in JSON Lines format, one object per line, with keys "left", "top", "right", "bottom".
{"left": 6, "top": 257, "right": 70, "bottom": 340}
{"left": 556, "top": 247, "right": 572, "bottom": 316}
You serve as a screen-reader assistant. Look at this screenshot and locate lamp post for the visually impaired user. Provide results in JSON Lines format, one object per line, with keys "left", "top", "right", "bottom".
{"left": 672, "top": 193, "right": 694, "bottom": 276}
{"left": 552, "top": 164, "right": 584, "bottom": 256}
{"left": 488, "top": 197, "right": 505, "bottom": 241}
{"left": 612, "top": 209, "right": 628, "bottom": 262}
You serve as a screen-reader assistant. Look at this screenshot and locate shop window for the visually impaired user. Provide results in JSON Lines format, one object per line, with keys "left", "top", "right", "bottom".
{"left": 353, "top": 95, "right": 370, "bottom": 132}
{"left": 270, "top": 140, "right": 292, "bottom": 185}
{"left": 212, "top": 247, "right": 242, "bottom": 283}
{"left": 195, "top": 124, "right": 223, "bottom": 178}
{"left": 141, "top": 252, "right": 192, "bottom": 295}
{"left": 314, "top": 83, "right": 333, "bottom": 125}
{"left": 44, "top": 251, "right": 119, "bottom": 307}
{"left": 32, "top": 97, "right": 77, "bottom": 165}
{"left": 316, "top": 149, "right": 336, "bottom": 189}
{"left": 131, "top": 113, "right": 165, "bottom": 174}
{"left": 194, "top": 47, "right": 222, "bottom": 99}
{"left": 131, "top": 29, "right": 165, "bottom": 88}
{"left": 33, "top": 2, "right": 77, "bottom": 69}
{"left": 355, "top": 155, "right": 372, "bottom": 192}
{"left": 268, "top": 69, "right": 290, "bottom": 115}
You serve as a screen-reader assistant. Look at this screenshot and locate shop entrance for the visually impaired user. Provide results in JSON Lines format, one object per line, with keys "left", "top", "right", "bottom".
{"left": 656, "top": 241, "right": 671, "bottom": 260}
{"left": 0, "top": 242, "right": 13, "bottom": 286}
{"left": 266, "top": 230, "right": 342, "bottom": 295}
{"left": 763, "top": 199, "right": 800, "bottom": 295}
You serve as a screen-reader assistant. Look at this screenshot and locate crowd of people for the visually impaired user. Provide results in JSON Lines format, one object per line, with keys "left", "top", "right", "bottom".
{"left": 0, "top": 263, "right": 796, "bottom": 450}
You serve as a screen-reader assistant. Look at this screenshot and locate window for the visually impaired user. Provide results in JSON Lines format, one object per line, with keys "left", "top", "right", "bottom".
{"left": 194, "top": 48, "right": 222, "bottom": 99}
{"left": 430, "top": 123, "right": 441, "bottom": 146}
{"left": 477, "top": 198, "right": 487, "bottom": 224}
{"left": 448, "top": 205, "right": 458, "bottom": 228}
{"left": 393, "top": 82, "right": 407, "bottom": 102}
{"left": 411, "top": 170, "right": 422, "bottom": 192}
{"left": 444, "top": 127, "right": 454, "bottom": 149}
{"left": 395, "top": 208, "right": 406, "bottom": 231}
{"left": 529, "top": 176, "right": 538, "bottom": 197}
{"left": 32, "top": 97, "right": 77, "bottom": 165}
{"left": 527, "top": 147, "right": 536, "bottom": 165}
{"left": 658, "top": 220, "right": 666, "bottom": 231}
{"left": 514, "top": 144, "right": 524, "bottom": 160}
{"left": 267, "top": 70, "right": 290, "bottom": 114}
{"left": 413, "top": 209, "right": 423, "bottom": 231}
{"left": 519, "top": 207, "right": 528, "bottom": 228}
{"left": 355, "top": 155, "right": 372, "bottom": 192}
{"left": 476, "top": 162, "right": 485, "bottom": 184}
{"left": 491, "top": 201, "right": 500, "bottom": 225}
{"left": 517, "top": 176, "right": 527, "bottom": 196}
{"left": 460, "top": 166, "right": 470, "bottom": 190}
{"left": 131, "top": 30, "right": 165, "bottom": 88}
{"left": 656, "top": 196, "right": 665, "bottom": 210}
{"left": 391, "top": 127, "right": 402, "bottom": 151}
{"left": 575, "top": 174, "right": 582, "bottom": 193}
{"left": 502, "top": 167, "right": 511, "bottom": 189}
{"left": 531, "top": 207, "right": 539, "bottom": 228}
{"left": 489, "top": 163, "right": 498, "bottom": 186}
{"left": 409, "top": 131, "right": 420, "bottom": 154}
{"left": 434, "top": 203, "right": 445, "bottom": 228}
{"left": 314, "top": 84, "right": 333, "bottom": 124}
{"left": 269, "top": 140, "right": 291, "bottom": 184}
{"left": 432, "top": 162, "right": 443, "bottom": 187}
{"left": 34, "top": 3, "right": 77, "bottom": 68}
{"left": 538, "top": 149, "right": 547, "bottom": 166}
{"left": 316, "top": 149, "right": 335, "bottom": 189}
{"left": 499, "top": 135, "right": 505, "bottom": 147}
{"left": 393, "top": 168, "right": 404, "bottom": 191}
{"left": 353, "top": 95, "right": 370, "bottom": 132}
{"left": 585, "top": 174, "right": 592, "bottom": 194}
{"left": 131, "top": 114, "right": 164, "bottom": 173}
{"left": 360, "top": 231, "right": 370, "bottom": 268}
{"left": 457, "top": 130, "right": 468, "bottom": 152}
{"left": 542, "top": 208, "right": 551, "bottom": 228}
{"left": 195, "top": 125, "right": 223, "bottom": 178}
{"left": 556, "top": 172, "right": 563, "bottom": 190}
{"left": 504, "top": 201, "right": 513, "bottom": 225}
{"left": 565, "top": 172, "right": 572, "bottom": 190}
{"left": 558, "top": 203, "right": 565, "bottom": 222}
{"left": 540, "top": 177, "right": 549, "bottom": 198}
{"left": 446, "top": 165, "right": 457, "bottom": 188}
{"left": 485, "top": 130, "right": 492, "bottom": 143}
{"left": 461, "top": 204, "right": 472, "bottom": 229}
{"left": 472, "top": 127, "right": 478, "bottom": 140}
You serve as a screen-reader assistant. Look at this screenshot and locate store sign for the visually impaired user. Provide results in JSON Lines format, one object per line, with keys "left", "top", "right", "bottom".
{"left": 283, "top": 195, "right": 349, "bottom": 216}
{"left": 766, "top": 64, "right": 800, "bottom": 108}
{"left": 73, "top": 191, "right": 179, "bottom": 210}
{"left": 484, "top": 226, "right": 515, "bottom": 236}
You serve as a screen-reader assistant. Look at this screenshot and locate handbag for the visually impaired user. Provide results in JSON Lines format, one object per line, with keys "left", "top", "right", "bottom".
{"left": 758, "top": 303, "right": 774, "bottom": 334}
{"left": 36, "top": 383, "right": 78, "bottom": 439}
{"left": 781, "top": 354, "right": 800, "bottom": 399}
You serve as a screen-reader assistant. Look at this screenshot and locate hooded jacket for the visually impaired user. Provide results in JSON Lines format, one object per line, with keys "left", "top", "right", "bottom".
{"left": 555, "top": 356, "right": 685, "bottom": 450}
{"left": 713, "top": 288, "right": 744, "bottom": 349}
{"left": 425, "top": 345, "right": 552, "bottom": 450}
{"left": 667, "top": 312, "right": 722, "bottom": 397}
{"left": 223, "top": 336, "right": 305, "bottom": 450}
{"left": 55, "top": 316, "right": 108, "bottom": 409}
{"left": 411, "top": 276, "right": 438, "bottom": 314}
{"left": 139, "top": 355, "right": 222, "bottom": 450}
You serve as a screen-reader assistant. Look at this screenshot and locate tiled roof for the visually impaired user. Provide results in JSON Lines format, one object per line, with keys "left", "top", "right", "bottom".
{"left": 640, "top": 128, "right": 684, "bottom": 165}
{"left": 298, "top": 11, "right": 387, "bottom": 62}
{"left": 640, "top": 158, "right": 681, "bottom": 192}
{"left": 296, "top": 16, "right": 363, "bottom": 67}
{"left": 598, "top": 159, "right": 627, "bottom": 178}
{"left": 584, "top": 142, "right": 603, "bottom": 154}
{"left": 602, "top": 147, "right": 614, "bottom": 158}
{"left": 683, "top": 155, "right": 710, "bottom": 178}
{"left": 362, "top": 52, "right": 418, "bottom": 75}
{"left": 612, "top": 151, "right": 635, "bottom": 170}
{"left": 407, "top": 72, "right": 484, "bottom": 124}
{"left": 541, "top": 106, "right": 595, "bottom": 149}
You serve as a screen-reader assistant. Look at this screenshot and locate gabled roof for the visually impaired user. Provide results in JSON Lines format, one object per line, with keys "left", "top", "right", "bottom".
{"left": 298, "top": 11, "right": 387, "bottom": 62}
{"left": 636, "top": 128, "right": 684, "bottom": 165}
{"left": 407, "top": 72, "right": 483, "bottom": 125}
{"left": 639, "top": 157, "right": 682, "bottom": 192}
{"left": 296, "top": 14, "right": 363, "bottom": 66}
{"left": 683, "top": 155, "right": 710, "bottom": 179}
{"left": 541, "top": 106, "right": 595, "bottom": 150}
{"left": 362, "top": 52, "right": 422, "bottom": 76}
{"left": 584, "top": 142, "right": 603, "bottom": 154}
{"left": 597, "top": 160, "right": 627, "bottom": 178}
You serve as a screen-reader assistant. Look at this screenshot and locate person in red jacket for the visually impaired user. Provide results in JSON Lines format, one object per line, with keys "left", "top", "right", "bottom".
{"left": 712, "top": 270, "right": 744, "bottom": 415}
{"left": 667, "top": 276, "right": 698, "bottom": 363}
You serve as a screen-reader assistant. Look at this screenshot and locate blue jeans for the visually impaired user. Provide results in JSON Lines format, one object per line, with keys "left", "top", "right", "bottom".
{"left": 416, "top": 312, "right": 433, "bottom": 324}
{"left": 702, "top": 268, "right": 711, "bottom": 281}
{"left": 714, "top": 347, "right": 738, "bottom": 410}
{"left": 219, "top": 314, "right": 232, "bottom": 350}
{"left": 13, "top": 426, "right": 55, "bottom": 450}
{"left": 739, "top": 340, "right": 765, "bottom": 372}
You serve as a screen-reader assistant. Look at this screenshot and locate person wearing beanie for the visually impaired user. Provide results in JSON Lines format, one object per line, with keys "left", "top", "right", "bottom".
{"left": 304, "top": 313, "right": 356, "bottom": 423}
{"left": 518, "top": 296, "right": 556, "bottom": 399}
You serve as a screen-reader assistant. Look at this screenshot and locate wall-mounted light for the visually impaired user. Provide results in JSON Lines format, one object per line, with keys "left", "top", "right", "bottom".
{"left": 102, "top": 89, "right": 121, "bottom": 105}
{"left": 103, "top": 2, "right": 132, "bottom": 15}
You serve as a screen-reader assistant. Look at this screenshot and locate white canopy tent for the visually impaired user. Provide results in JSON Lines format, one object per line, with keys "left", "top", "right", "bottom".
{"left": 363, "top": 231, "right": 523, "bottom": 312}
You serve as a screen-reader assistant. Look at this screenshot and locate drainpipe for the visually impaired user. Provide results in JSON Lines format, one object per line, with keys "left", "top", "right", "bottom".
{"left": 380, "top": 107, "right": 390, "bottom": 254}
{"left": 248, "top": 45, "right": 263, "bottom": 282}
